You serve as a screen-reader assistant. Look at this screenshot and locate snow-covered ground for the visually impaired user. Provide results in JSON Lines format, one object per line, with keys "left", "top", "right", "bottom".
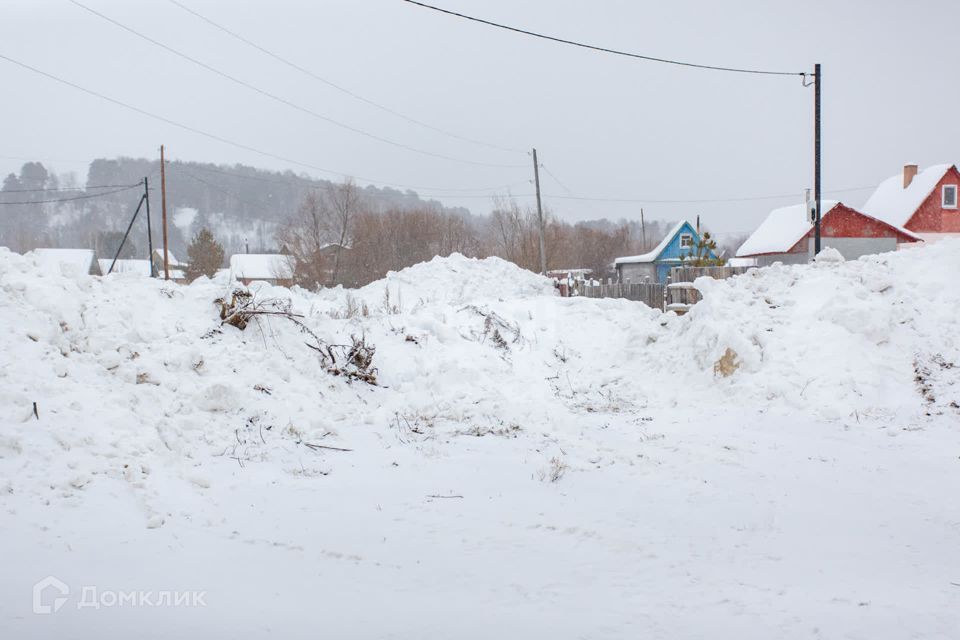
{"left": 1, "top": 244, "right": 958, "bottom": 638}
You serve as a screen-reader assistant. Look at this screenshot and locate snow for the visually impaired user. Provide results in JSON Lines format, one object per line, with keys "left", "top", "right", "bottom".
{"left": 614, "top": 220, "right": 687, "bottom": 264}
{"left": 152, "top": 248, "right": 183, "bottom": 267}
{"left": 2, "top": 244, "right": 960, "bottom": 637}
{"left": 98, "top": 259, "right": 152, "bottom": 276}
{"left": 862, "top": 164, "right": 952, "bottom": 227}
{"left": 229, "top": 253, "right": 294, "bottom": 281}
{"left": 172, "top": 207, "right": 197, "bottom": 233}
{"left": 27, "top": 248, "right": 99, "bottom": 276}
{"left": 737, "top": 201, "right": 838, "bottom": 256}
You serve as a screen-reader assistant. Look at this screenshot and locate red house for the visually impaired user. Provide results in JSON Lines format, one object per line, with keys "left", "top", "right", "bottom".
{"left": 736, "top": 201, "right": 920, "bottom": 266}
{"left": 862, "top": 164, "right": 960, "bottom": 242}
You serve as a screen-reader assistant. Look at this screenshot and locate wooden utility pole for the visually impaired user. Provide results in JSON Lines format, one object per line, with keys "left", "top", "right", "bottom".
{"left": 640, "top": 208, "right": 647, "bottom": 250}
{"left": 532, "top": 148, "right": 546, "bottom": 275}
{"left": 160, "top": 145, "right": 170, "bottom": 280}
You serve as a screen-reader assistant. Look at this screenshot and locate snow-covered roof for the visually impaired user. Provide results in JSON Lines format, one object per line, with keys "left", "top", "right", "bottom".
{"left": 737, "top": 202, "right": 839, "bottom": 257}
{"left": 99, "top": 259, "right": 152, "bottom": 276}
{"left": 615, "top": 221, "right": 688, "bottom": 264}
{"left": 153, "top": 248, "right": 182, "bottom": 267}
{"left": 862, "top": 164, "right": 952, "bottom": 227}
{"left": 30, "top": 248, "right": 99, "bottom": 275}
{"left": 229, "top": 254, "right": 294, "bottom": 281}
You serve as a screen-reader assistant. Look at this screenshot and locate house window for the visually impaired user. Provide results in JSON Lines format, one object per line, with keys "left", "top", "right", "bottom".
{"left": 680, "top": 233, "right": 694, "bottom": 248}
{"left": 944, "top": 185, "right": 958, "bottom": 209}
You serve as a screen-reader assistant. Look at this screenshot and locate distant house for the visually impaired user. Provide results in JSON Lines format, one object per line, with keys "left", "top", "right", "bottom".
{"left": 229, "top": 253, "right": 295, "bottom": 286}
{"left": 862, "top": 163, "right": 960, "bottom": 242}
{"left": 30, "top": 248, "right": 101, "bottom": 276}
{"left": 614, "top": 220, "right": 715, "bottom": 284}
{"left": 151, "top": 249, "right": 186, "bottom": 281}
{"left": 736, "top": 201, "right": 920, "bottom": 266}
{"left": 98, "top": 258, "right": 152, "bottom": 276}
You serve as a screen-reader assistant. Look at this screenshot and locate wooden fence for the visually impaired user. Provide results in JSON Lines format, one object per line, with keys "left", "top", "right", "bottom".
{"left": 573, "top": 281, "right": 665, "bottom": 309}
{"left": 570, "top": 265, "right": 754, "bottom": 313}
{"left": 665, "top": 265, "right": 754, "bottom": 312}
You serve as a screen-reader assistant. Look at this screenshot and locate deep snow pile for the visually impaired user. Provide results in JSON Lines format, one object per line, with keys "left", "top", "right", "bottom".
{"left": 2, "top": 243, "right": 960, "bottom": 637}
{"left": 1, "top": 244, "right": 957, "bottom": 487}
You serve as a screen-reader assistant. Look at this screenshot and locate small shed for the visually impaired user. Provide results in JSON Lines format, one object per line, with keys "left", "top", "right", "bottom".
{"left": 30, "top": 248, "right": 102, "bottom": 276}
{"left": 614, "top": 220, "right": 715, "bottom": 284}
{"left": 151, "top": 249, "right": 186, "bottom": 281}
{"left": 229, "top": 253, "right": 295, "bottom": 286}
{"left": 737, "top": 201, "right": 920, "bottom": 266}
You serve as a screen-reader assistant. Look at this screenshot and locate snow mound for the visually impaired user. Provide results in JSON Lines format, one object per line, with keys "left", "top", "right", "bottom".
{"left": 353, "top": 252, "right": 556, "bottom": 306}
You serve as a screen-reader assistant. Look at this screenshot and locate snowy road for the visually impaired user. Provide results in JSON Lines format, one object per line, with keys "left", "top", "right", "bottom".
{"left": 4, "top": 408, "right": 959, "bottom": 639}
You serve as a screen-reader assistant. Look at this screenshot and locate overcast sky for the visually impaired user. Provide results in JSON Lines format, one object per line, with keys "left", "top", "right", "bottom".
{"left": 2, "top": 0, "right": 958, "bottom": 234}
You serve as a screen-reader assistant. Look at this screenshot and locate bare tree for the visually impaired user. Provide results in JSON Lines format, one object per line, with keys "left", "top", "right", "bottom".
{"left": 327, "top": 179, "right": 360, "bottom": 286}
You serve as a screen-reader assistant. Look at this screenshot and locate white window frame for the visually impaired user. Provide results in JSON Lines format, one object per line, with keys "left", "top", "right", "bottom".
{"left": 679, "top": 233, "right": 694, "bottom": 248}
{"left": 943, "top": 184, "right": 958, "bottom": 209}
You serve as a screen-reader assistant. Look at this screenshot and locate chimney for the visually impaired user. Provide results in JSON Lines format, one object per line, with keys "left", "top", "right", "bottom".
{"left": 903, "top": 163, "right": 918, "bottom": 189}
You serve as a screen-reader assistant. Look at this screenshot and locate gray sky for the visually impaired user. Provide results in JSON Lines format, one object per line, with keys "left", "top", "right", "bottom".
{"left": 2, "top": 0, "right": 958, "bottom": 234}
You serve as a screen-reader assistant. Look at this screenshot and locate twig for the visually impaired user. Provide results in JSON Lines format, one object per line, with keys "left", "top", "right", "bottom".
{"left": 302, "top": 442, "right": 353, "bottom": 452}
{"left": 427, "top": 494, "right": 464, "bottom": 499}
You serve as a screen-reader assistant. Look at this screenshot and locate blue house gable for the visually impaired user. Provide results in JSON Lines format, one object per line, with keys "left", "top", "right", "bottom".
{"left": 614, "top": 220, "right": 717, "bottom": 284}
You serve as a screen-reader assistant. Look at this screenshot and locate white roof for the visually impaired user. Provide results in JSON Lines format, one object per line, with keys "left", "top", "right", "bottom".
{"left": 862, "top": 164, "right": 952, "bottom": 227}
{"left": 30, "top": 248, "right": 98, "bottom": 274}
{"left": 99, "top": 259, "right": 152, "bottom": 276}
{"left": 153, "top": 248, "right": 182, "bottom": 267}
{"left": 615, "top": 221, "right": 688, "bottom": 264}
{"left": 737, "top": 202, "right": 839, "bottom": 257}
{"left": 229, "top": 254, "right": 294, "bottom": 281}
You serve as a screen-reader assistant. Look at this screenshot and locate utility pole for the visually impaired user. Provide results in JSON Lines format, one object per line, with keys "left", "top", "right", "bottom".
{"left": 640, "top": 208, "right": 647, "bottom": 250}
{"left": 814, "top": 63, "right": 822, "bottom": 255}
{"left": 531, "top": 148, "right": 546, "bottom": 275}
{"left": 144, "top": 177, "right": 156, "bottom": 277}
{"left": 160, "top": 144, "right": 169, "bottom": 280}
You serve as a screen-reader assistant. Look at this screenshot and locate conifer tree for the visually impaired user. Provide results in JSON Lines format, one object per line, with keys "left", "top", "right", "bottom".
{"left": 185, "top": 228, "right": 224, "bottom": 281}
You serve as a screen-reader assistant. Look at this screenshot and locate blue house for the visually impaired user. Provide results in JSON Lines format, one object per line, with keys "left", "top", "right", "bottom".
{"left": 614, "top": 220, "right": 716, "bottom": 284}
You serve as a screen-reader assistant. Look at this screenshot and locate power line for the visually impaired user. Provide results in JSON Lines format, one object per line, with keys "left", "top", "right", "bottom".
{"left": 0, "top": 183, "right": 140, "bottom": 193}
{"left": 171, "top": 162, "right": 530, "bottom": 203}
{"left": 68, "top": 0, "right": 526, "bottom": 169}
{"left": 0, "top": 52, "right": 518, "bottom": 193}
{"left": 0, "top": 184, "right": 141, "bottom": 205}
{"left": 541, "top": 184, "right": 879, "bottom": 205}
{"left": 172, "top": 160, "right": 529, "bottom": 195}
{"left": 402, "top": 1, "right": 806, "bottom": 77}
{"left": 164, "top": 0, "right": 525, "bottom": 155}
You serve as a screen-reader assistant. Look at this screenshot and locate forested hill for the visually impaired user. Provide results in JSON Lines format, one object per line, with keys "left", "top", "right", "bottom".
{"left": 0, "top": 156, "right": 471, "bottom": 258}
{"left": 86, "top": 157, "right": 472, "bottom": 255}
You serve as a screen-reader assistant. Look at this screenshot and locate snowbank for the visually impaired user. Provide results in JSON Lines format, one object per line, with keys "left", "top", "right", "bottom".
{"left": 1, "top": 243, "right": 959, "bottom": 637}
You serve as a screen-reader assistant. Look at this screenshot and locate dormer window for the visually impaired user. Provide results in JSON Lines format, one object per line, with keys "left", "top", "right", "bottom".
{"left": 944, "top": 185, "right": 958, "bottom": 209}
{"left": 680, "top": 233, "right": 694, "bottom": 248}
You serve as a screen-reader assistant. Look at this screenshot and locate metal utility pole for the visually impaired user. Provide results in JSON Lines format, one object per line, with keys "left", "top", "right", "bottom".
{"left": 144, "top": 177, "right": 156, "bottom": 277}
{"left": 108, "top": 193, "right": 146, "bottom": 275}
{"left": 814, "top": 63, "right": 822, "bottom": 255}
{"left": 531, "top": 148, "right": 546, "bottom": 275}
{"left": 160, "top": 144, "right": 170, "bottom": 280}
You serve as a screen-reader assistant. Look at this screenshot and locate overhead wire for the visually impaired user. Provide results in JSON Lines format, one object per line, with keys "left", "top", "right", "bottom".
{"left": 0, "top": 52, "right": 521, "bottom": 194}
{"left": 164, "top": 0, "right": 525, "bottom": 155}
{"left": 0, "top": 183, "right": 141, "bottom": 205}
{"left": 67, "top": 0, "right": 527, "bottom": 169}
{"left": 0, "top": 183, "right": 141, "bottom": 193}
{"left": 402, "top": 1, "right": 806, "bottom": 77}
